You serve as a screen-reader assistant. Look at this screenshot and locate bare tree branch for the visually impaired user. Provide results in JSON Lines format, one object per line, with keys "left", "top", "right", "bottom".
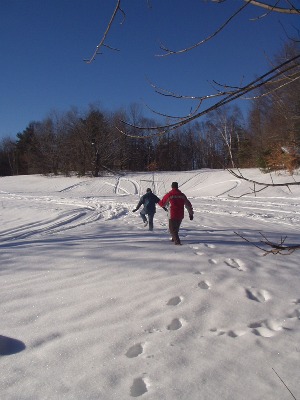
{"left": 142, "top": 97, "right": 203, "bottom": 121}
{"left": 243, "top": 73, "right": 300, "bottom": 99}
{"left": 228, "top": 169, "right": 300, "bottom": 187}
{"left": 84, "top": 0, "right": 299, "bottom": 167}
{"left": 85, "top": 1, "right": 299, "bottom": 63}
{"left": 228, "top": 168, "right": 300, "bottom": 195}
{"left": 84, "top": 0, "right": 124, "bottom": 64}
{"left": 249, "top": 0, "right": 282, "bottom": 20}
{"left": 279, "top": 19, "right": 300, "bottom": 42}
{"left": 118, "top": 54, "right": 300, "bottom": 139}
{"left": 157, "top": 1, "right": 300, "bottom": 56}
{"left": 157, "top": 1, "right": 252, "bottom": 57}
{"left": 247, "top": 0, "right": 300, "bottom": 14}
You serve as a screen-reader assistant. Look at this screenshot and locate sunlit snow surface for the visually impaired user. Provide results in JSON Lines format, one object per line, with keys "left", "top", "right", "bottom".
{"left": 1, "top": 169, "right": 299, "bottom": 400}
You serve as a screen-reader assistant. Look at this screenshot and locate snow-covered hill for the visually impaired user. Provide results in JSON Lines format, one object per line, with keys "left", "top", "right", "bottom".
{"left": 1, "top": 169, "right": 299, "bottom": 400}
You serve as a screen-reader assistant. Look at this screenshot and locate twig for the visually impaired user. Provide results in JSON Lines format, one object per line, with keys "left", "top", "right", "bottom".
{"left": 84, "top": 0, "right": 124, "bottom": 64}
{"left": 118, "top": 54, "right": 300, "bottom": 138}
{"left": 272, "top": 367, "right": 297, "bottom": 400}
{"left": 234, "top": 231, "right": 300, "bottom": 255}
{"left": 157, "top": 1, "right": 252, "bottom": 56}
{"left": 247, "top": 0, "right": 300, "bottom": 14}
{"left": 227, "top": 168, "right": 300, "bottom": 197}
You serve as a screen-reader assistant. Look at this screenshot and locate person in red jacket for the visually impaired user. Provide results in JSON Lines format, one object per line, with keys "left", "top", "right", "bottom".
{"left": 159, "top": 182, "right": 194, "bottom": 245}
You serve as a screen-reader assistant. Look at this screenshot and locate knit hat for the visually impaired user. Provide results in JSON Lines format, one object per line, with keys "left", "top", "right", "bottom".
{"left": 171, "top": 182, "right": 178, "bottom": 188}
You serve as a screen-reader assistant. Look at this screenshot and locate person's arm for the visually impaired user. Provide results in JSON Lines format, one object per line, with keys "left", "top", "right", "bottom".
{"left": 184, "top": 196, "right": 194, "bottom": 219}
{"left": 158, "top": 193, "right": 169, "bottom": 208}
{"left": 158, "top": 193, "right": 170, "bottom": 212}
{"left": 132, "top": 196, "right": 144, "bottom": 212}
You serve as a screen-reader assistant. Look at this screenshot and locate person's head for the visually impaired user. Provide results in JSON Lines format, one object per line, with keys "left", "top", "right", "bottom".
{"left": 171, "top": 182, "right": 178, "bottom": 189}
{"left": 146, "top": 188, "right": 152, "bottom": 193}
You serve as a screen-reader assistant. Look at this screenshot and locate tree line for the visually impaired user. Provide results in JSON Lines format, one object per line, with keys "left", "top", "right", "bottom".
{"left": 1, "top": 44, "right": 299, "bottom": 177}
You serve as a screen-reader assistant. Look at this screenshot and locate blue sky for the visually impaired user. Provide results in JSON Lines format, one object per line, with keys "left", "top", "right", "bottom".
{"left": 0, "top": 0, "right": 298, "bottom": 140}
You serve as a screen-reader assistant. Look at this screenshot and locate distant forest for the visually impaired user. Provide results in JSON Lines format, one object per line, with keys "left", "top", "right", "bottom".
{"left": 1, "top": 45, "right": 299, "bottom": 177}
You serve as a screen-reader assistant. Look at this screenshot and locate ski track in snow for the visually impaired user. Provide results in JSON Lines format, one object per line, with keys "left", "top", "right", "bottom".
{"left": 0, "top": 193, "right": 130, "bottom": 241}
{"left": 1, "top": 171, "right": 300, "bottom": 398}
{"left": 1, "top": 176, "right": 300, "bottom": 243}
{"left": 193, "top": 196, "right": 300, "bottom": 228}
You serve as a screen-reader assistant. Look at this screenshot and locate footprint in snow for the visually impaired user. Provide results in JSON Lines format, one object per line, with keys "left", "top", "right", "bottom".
{"left": 167, "top": 296, "right": 182, "bottom": 306}
{"left": 286, "top": 308, "right": 300, "bottom": 319}
{"left": 224, "top": 258, "right": 247, "bottom": 271}
{"left": 210, "top": 327, "right": 226, "bottom": 336}
{"left": 209, "top": 298, "right": 300, "bottom": 341}
{"left": 198, "top": 280, "right": 211, "bottom": 290}
{"left": 248, "top": 319, "right": 283, "bottom": 337}
{"left": 126, "top": 343, "right": 144, "bottom": 358}
{"left": 227, "top": 329, "right": 247, "bottom": 338}
{"left": 210, "top": 327, "right": 246, "bottom": 338}
{"left": 190, "top": 243, "right": 215, "bottom": 255}
{"left": 167, "top": 318, "right": 183, "bottom": 331}
{"left": 130, "top": 377, "right": 148, "bottom": 397}
{"left": 245, "top": 288, "right": 271, "bottom": 303}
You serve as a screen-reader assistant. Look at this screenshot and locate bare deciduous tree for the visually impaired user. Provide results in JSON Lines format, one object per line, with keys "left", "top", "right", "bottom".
{"left": 204, "top": 106, "right": 245, "bottom": 168}
{"left": 84, "top": 1, "right": 300, "bottom": 139}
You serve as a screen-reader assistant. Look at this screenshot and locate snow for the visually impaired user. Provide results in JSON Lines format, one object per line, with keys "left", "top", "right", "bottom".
{"left": 0, "top": 169, "right": 299, "bottom": 400}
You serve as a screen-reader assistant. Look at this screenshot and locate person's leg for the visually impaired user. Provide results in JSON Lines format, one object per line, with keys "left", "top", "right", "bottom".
{"left": 170, "top": 219, "right": 182, "bottom": 244}
{"left": 140, "top": 210, "right": 148, "bottom": 224}
{"left": 148, "top": 213, "right": 154, "bottom": 231}
{"left": 169, "top": 219, "right": 175, "bottom": 240}
{"left": 169, "top": 219, "right": 179, "bottom": 243}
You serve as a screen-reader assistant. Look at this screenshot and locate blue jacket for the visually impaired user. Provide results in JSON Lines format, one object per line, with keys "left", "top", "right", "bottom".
{"left": 135, "top": 192, "right": 160, "bottom": 214}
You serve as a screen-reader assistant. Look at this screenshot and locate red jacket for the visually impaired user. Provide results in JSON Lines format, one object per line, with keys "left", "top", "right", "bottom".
{"left": 159, "top": 189, "right": 193, "bottom": 220}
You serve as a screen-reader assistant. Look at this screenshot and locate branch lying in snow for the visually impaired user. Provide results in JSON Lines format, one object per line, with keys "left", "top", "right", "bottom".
{"left": 228, "top": 168, "right": 300, "bottom": 198}
{"left": 272, "top": 368, "right": 297, "bottom": 400}
{"left": 234, "top": 231, "right": 300, "bottom": 255}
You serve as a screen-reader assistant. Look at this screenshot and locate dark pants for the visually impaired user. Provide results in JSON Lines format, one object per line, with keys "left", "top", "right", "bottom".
{"left": 169, "top": 219, "right": 182, "bottom": 244}
{"left": 140, "top": 210, "right": 155, "bottom": 231}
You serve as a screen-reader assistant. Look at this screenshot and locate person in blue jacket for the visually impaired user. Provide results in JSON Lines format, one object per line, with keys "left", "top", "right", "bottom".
{"left": 132, "top": 188, "right": 162, "bottom": 231}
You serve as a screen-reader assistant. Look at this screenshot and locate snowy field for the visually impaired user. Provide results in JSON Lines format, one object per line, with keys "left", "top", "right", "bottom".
{"left": 0, "top": 169, "right": 299, "bottom": 400}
